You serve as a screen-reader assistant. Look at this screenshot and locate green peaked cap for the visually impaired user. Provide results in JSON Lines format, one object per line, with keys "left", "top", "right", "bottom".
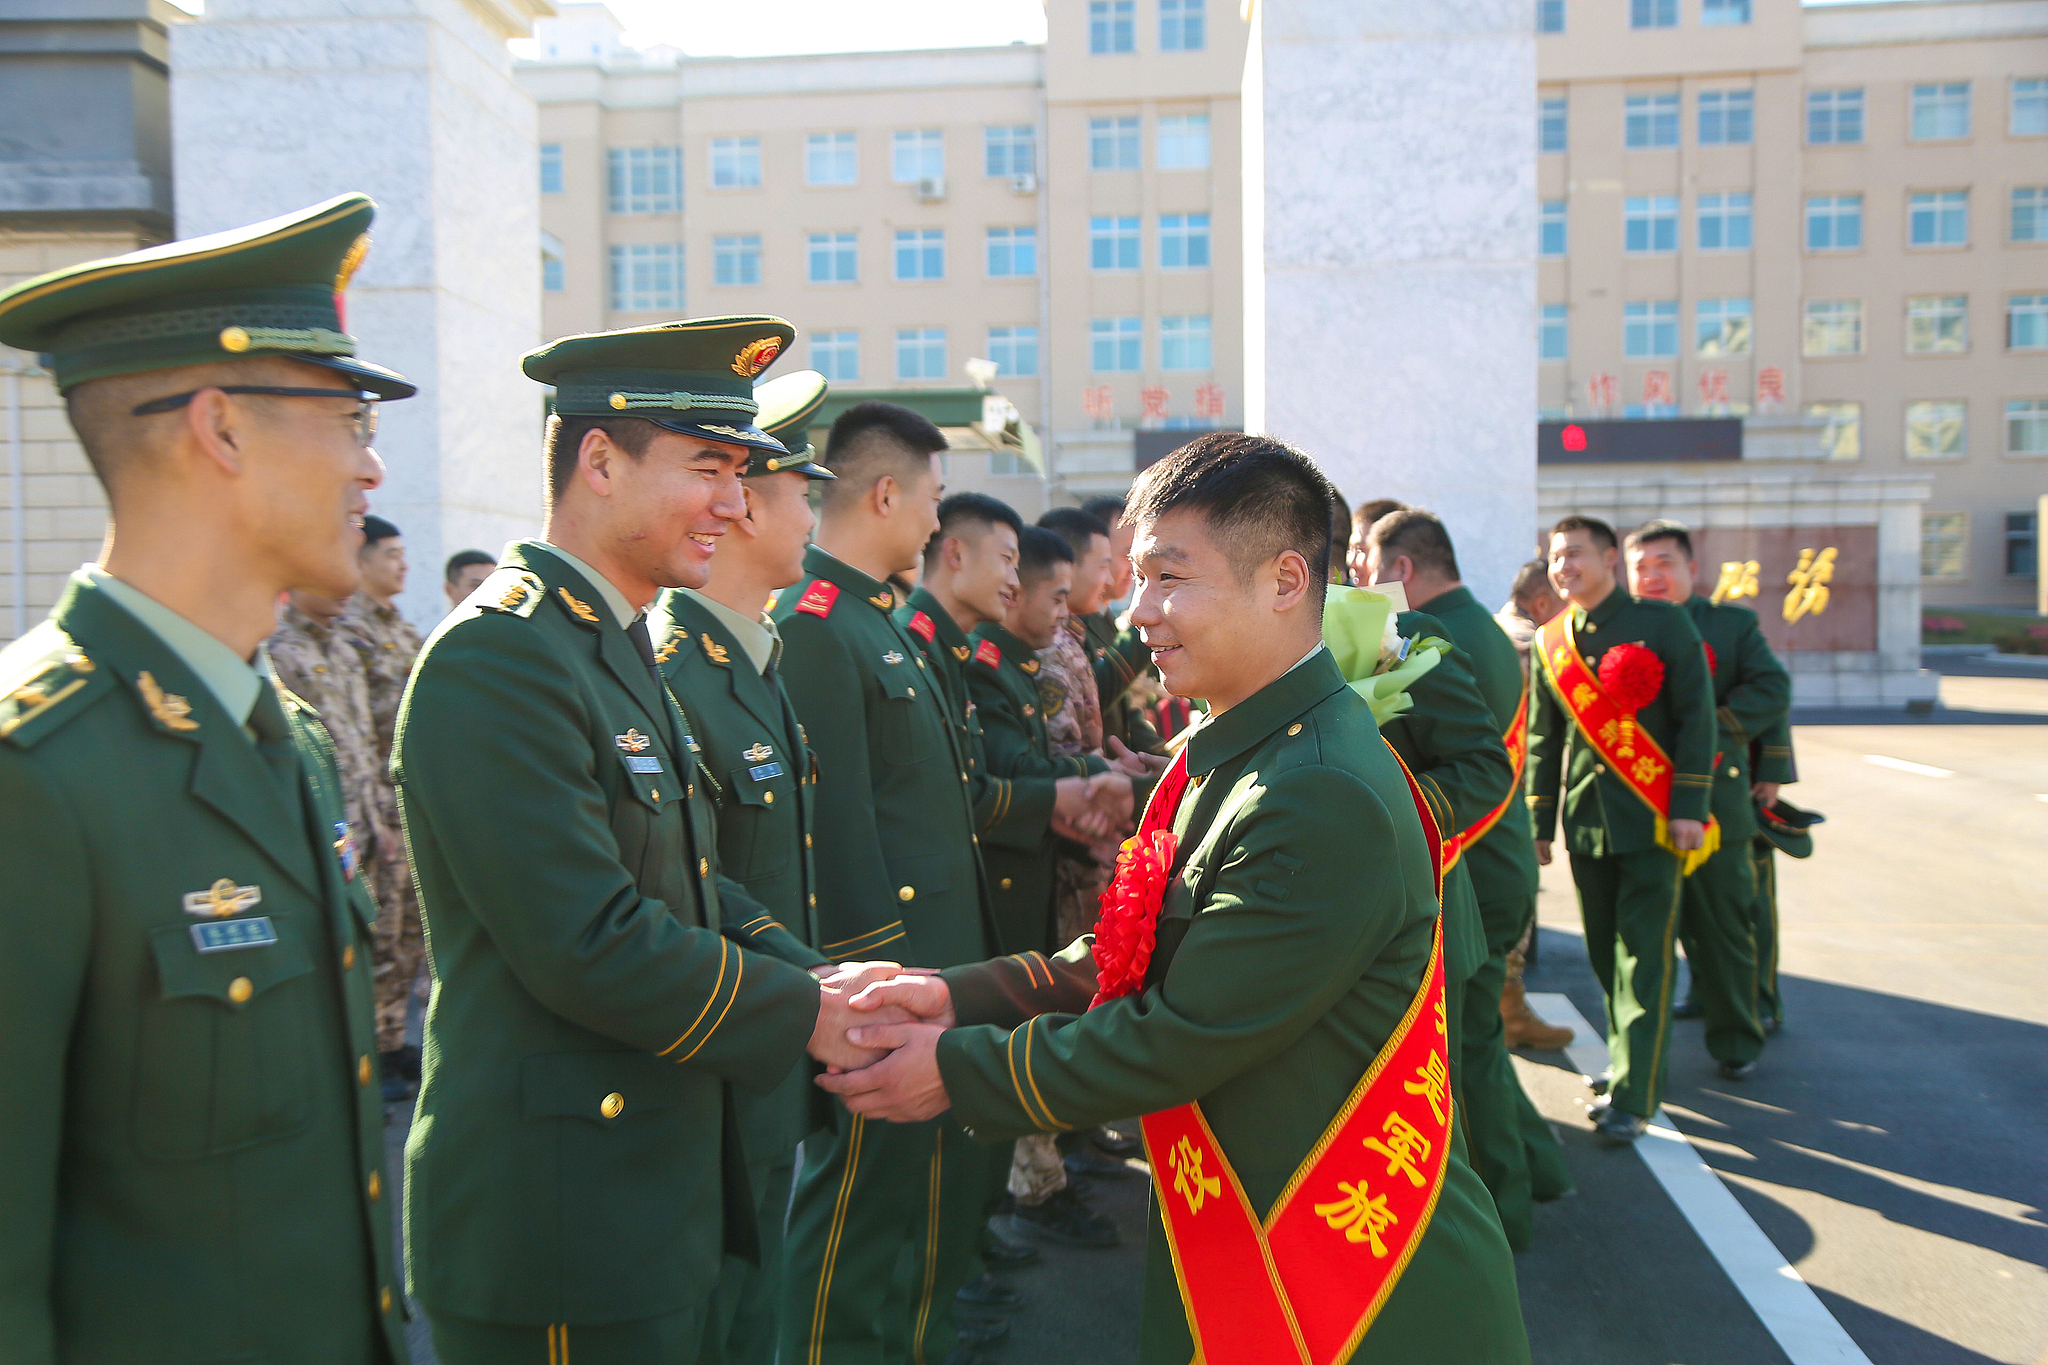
{"left": 750, "top": 368, "right": 833, "bottom": 479}
{"left": 523, "top": 315, "right": 796, "bottom": 456}
{"left": 0, "top": 192, "right": 414, "bottom": 399}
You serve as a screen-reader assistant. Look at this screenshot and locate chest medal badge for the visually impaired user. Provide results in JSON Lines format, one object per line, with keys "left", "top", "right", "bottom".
{"left": 616, "top": 727, "right": 663, "bottom": 774}
{"left": 331, "top": 821, "right": 360, "bottom": 882}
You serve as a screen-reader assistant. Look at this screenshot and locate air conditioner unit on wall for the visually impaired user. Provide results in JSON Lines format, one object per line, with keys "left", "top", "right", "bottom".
{"left": 1009, "top": 172, "right": 1038, "bottom": 194}
{"left": 916, "top": 175, "right": 947, "bottom": 202}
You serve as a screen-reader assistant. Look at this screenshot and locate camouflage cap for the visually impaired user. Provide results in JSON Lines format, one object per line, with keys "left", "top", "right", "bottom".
{"left": 0, "top": 192, "right": 414, "bottom": 399}
{"left": 523, "top": 315, "right": 795, "bottom": 456}
{"left": 749, "top": 368, "right": 833, "bottom": 479}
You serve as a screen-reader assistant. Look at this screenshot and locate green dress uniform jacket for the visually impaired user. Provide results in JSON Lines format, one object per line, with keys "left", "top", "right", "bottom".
{"left": 1081, "top": 609, "right": 1158, "bottom": 751}
{"left": 1686, "top": 597, "right": 1791, "bottom": 845}
{"left": 896, "top": 587, "right": 1051, "bottom": 854}
{"left": 934, "top": 651, "right": 1529, "bottom": 1365}
{"left": 0, "top": 576, "right": 405, "bottom": 1365}
{"left": 394, "top": 545, "right": 823, "bottom": 1329}
{"left": 1526, "top": 589, "right": 1717, "bottom": 855}
{"left": 966, "top": 623, "right": 1109, "bottom": 954}
{"left": 772, "top": 547, "right": 995, "bottom": 967}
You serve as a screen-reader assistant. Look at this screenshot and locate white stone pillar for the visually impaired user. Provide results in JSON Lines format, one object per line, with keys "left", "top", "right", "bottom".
{"left": 1244, "top": 0, "right": 1536, "bottom": 603}
{"left": 172, "top": 0, "right": 552, "bottom": 629}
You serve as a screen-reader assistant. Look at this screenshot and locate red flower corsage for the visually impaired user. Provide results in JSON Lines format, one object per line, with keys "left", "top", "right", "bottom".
{"left": 1597, "top": 641, "right": 1664, "bottom": 713}
{"left": 1089, "top": 830, "right": 1179, "bottom": 1006}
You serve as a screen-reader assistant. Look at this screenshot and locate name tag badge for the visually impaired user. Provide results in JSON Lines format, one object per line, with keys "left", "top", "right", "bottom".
{"left": 749, "top": 761, "right": 785, "bottom": 782}
{"left": 191, "top": 916, "right": 278, "bottom": 954}
{"left": 627, "top": 755, "right": 663, "bottom": 774}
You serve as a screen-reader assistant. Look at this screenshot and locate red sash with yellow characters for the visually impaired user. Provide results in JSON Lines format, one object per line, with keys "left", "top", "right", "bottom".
{"left": 1094, "top": 740, "right": 1451, "bottom": 1365}
{"left": 1535, "top": 613, "right": 1719, "bottom": 874}
{"left": 1439, "top": 683, "right": 1528, "bottom": 873}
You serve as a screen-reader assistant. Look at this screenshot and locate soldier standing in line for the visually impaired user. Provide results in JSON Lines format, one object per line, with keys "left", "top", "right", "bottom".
{"left": 0, "top": 193, "right": 416, "bottom": 1364}
{"left": 442, "top": 549, "right": 496, "bottom": 613}
{"left": 396, "top": 317, "right": 890, "bottom": 1365}
{"left": 646, "top": 369, "right": 839, "bottom": 1365}
{"left": 1528, "top": 515, "right": 1718, "bottom": 1143}
{"left": 1624, "top": 519, "right": 1786, "bottom": 1078}
{"left": 342, "top": 513, "right": 428, "bottom": 1093}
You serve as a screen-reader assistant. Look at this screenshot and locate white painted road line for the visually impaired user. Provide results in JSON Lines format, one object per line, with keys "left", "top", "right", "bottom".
{"left": 1525, "top": 993, "right": 1876, "bottom": 1365}
{"left": 1863, "top": 754, "right": 1954, "bottom": 778}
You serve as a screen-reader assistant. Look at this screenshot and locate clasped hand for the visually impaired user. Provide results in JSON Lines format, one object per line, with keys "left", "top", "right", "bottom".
{"left": 804, "top": 969, "right": 958, "bottom": 1122}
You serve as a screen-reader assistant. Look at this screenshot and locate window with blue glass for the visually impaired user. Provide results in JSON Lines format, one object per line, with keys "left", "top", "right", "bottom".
{"left": 895, "top": 228, "right": 944, "bottom": 280}
{"left": 1091, "top": 117, "right": 1142, "bottom": 170}
{"left": 1696, "top": 298, "right": 1752, "bottom": 355}
{"left": 2015, "top": 187, "right": 2047, "bottom": 242}
{"left": 1697, "top": 192, "right": 1751, "bottom": 251}
{"left": 1091, "top": 216, "right": 1141, "bottom": 270}
{"left": 1161, "top": 0, "right": 1205, "bottom": 51}
{"left": 984, "top": 125, "right": 1036, "bottom": 178}
{"left": 540, "top": 144, "right": 563, "bottom": 195}
{"left": 1625, "top": 94, "right": 1679, "bottom": 148}
{"left": 896, "top": 328, "right": 946, "bottom": 380}
{"left": 988, "top": 325, "right": 1039, "bottom": 377}
{"left": 987, "top": 226, "right": 1037, "bottom": 277}
{"left": 1540, "top": 304, "right": 1568, "bottom": 361}
{"left": 1911, "top": 83, "right": 1970, "bottom": 140}
{"left": 1160, "top": 213, "right": 1210, "bottom": 268}
{"left": 712, "top": 235, "right": 761, "bottom": 287}
{"left": 1536, "top": 0, "right": 1564, "bottom": 32}
{"left": 1806, "top": 195, "right": 1862, "bottom": 251}
{"left": 1699, "top": 91, "right": 1753, "bottom": 145}
{"left": 1909, "top": 190, "right": 1968, "bottom": 247}
{"left": 1631, "top": 0, "right": 1676, "bottom": 29}
{"left": 808, "top": 232, "right": 857, "bottom": 283}
{"left": 1624, "top": 196, "right": 1679, "bottom": 253}
{"left": 1540, "top": 200, "right": 1567, "bottom": 256}
{"left": 1540, "top": 97, "right": 1568, "bottom": 153}
{"left": 1091, "top": 316, "right": 1142, "bottom": 372}
{"left": 1807, "top": 88, "right": 1863, "bottom": 144}
{"left": 810, "top": 330, "right": 859, "bottom": 381}
{"left": 1160, "top": 315, "right": 1212, "bottom": 370}
{"left": 1624, "top": 300, "right": 1678, "bottom": 358}
{"left": 1702, "top": 0, "right": 1750, "bottom": 24}
{"left": 1090, "top": 0, "right": 1135, "bottom": 53}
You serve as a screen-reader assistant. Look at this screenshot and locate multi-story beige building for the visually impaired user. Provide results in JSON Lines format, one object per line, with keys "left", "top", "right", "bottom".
{"left": 1535, "top": 0, "right": 2045, "bottom": 608}
{"left": 515, "top": 0, "right": 1248, "bottom": 511}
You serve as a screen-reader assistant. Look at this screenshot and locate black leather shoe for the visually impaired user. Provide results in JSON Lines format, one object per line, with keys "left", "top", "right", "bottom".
{"left": 1718, "top": 1059, "right": 1757, "bottom": 1081}
{"left": 1090, "top": 1123, "right": 1143, "bottom": 1157}
{"left": 1587, "top": 1070, "right": 1612, "bottom": 1096}
{"left": 1012, "top": 1186, "right": 1120, "bottom": 1248}
{"left": 1063, "top": 1146, "right": 1135, "bottom": 1180}
{"left": 955, "top": 1318, "right": 1010, "bottom": 1347}
{"left": 980, "top": 1231, "right": 1039, "bottom": 1268}
{"left": 1672, "top": 998, "right": 1703, "bottom": 1020}
{"left": 956, "top": 1274, "right": 1022, "bottom": 1310}
{"left": 1588, "top": 1103, "right": 1648, "bottom": 1145}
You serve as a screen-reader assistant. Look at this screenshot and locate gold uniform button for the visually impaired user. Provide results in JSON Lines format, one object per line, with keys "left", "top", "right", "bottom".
{"left": 368, "top": 1171, "right": 382, "bottom": 1202}
{"left": 313, "top": 664, "right": 328, "bottom": 674}
{"left": 898, "top": 886, "right": 915, "bottom": 902}
{"left": 1000, "top": 877, "right": 1013, "bottom": 890}
{"left": 916, "top": 657, "right": 926, "bottom": 668}
{"left": 1287, "top": 723, "right": 1303, "bottom": 736}
{"left": 906, "top": 687, "right": 916, "bottom": 699}
{"left": 380, "top": 1286, "right": 393, "bottom": 1314}
{"left": 601, "top": 1092, "right": 625, "bottom": 1119}
{"left": 1593, "top": 763, "right": 1607, "bottom": 776}
{"left": 805, "top": 833, "right": 813, "bottom": 849}
{"left": 650, "top": 788, "right": 660, "bottom": 802}
{"left": 227, "top": 976, "right": 253, "bottom": 1005}
{"left": 1726, "top": 765, "right": 1739, "bottom": 777}
{"left": 699, "top": 858, "right": 710, "bottom": 878}
{"left": 809, "top": 893, "right": 817, "bottom": 908}
{"left": 358, "top": 1054, "right": 372, "bottom": 1087}
{"left": 342, "top": 944, "right": 355, "bottom": 971}
{"left": 764, "top": 790, "right": 775, "bottom": 804}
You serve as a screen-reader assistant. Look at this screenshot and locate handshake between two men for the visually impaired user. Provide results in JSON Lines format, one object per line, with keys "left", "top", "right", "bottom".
{"left": 804, "top": 965, "right": 960, "bottom": 1122}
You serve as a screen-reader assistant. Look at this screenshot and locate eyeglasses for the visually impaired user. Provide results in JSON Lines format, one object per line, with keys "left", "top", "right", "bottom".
{"left": 131, "top": 386, "right": 379, "bottom": 447}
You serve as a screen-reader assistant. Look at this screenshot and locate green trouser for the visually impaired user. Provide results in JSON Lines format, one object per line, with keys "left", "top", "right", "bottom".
{"left": 1750, "top": 837, "right": 1783, "bottom": 1025}
{"left": 781, "top": 1112, "right": 988, "bottom": 1365}
{"left": 1676, "top": 841, "right": 1765, "bottom": 1065}
{"left": 708, "top": 1156, "right": 794, "bottom": 1365}
{"left": 1569, "top": 846, "right": 1684, "bottom": 1119}
{"left": 429, "top": 1304, "right": 710, "bottom": 1365}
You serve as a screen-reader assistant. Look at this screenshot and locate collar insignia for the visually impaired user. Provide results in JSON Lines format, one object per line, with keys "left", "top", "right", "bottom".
{"left": 497, "top": 580, "right": 531, "bottom": 610}
{"left": 701, "top": 635, "right": 731, "bottom": 665}
{"left": 1021, "top": 658, "right": 1040, "bottom": 675}
{"left": 952, "top": 645, "right": 971, "bottom": 663}
{"left": 137, "top": 671, "right": 199, "bottom": 732}
{"left": 882, "top": 650, "right": 905, "bottom": 665}
{"left": 558, "top": 588, "right": 601, "bottom": 625}
{"left": 868, "top": 592, "right": 895, "bottom": 610}
{"left": 183, "top": 878, "right": 262, "bottom": 918}
{"left": 744, "top": 742, "right": 774, "bottom": 763}
{"left": 616, "top": 728, "right": 652, "bottom": 753}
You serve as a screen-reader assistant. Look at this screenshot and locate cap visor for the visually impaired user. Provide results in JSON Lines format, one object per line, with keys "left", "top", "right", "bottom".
{"left": 641, "top": 414, "right": 785, "bottom": 453}
{"left": 314, "top": 355, "right": 416, "bottom": 401}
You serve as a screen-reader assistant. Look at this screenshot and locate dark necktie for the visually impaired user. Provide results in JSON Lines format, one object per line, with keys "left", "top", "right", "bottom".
{"left": 248, "top": 682, "right": 304, "bottom": 800}
{"left": 625, "top": 617, "right": 663, "bottom": 690}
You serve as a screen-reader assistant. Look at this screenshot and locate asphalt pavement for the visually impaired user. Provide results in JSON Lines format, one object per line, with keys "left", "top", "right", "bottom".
{"left": 384, "top": 668, "right": 2048, "bottom": 1365}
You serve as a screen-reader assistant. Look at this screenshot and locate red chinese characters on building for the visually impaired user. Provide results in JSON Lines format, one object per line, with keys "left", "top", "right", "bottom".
{"left": 1756, "top": 366, "right": 1785, "bottom": 407}
{"left": 1140, "top": 386, "right": 1169, "bottom": 422}
{"left": 1642, "top": 370, "right": 1674, "bottom": 406}
{"left": 1586, "top": 372, "right": 1618, "bottom": 411}
{"left": 1698, "top": 368, "right": 1730, "bottom": 407}
{"left": 1193, "top": 382, "right": 1225, "bottom": 421}
{"left": 1082, "top": 385, "right": 1114, "bottom": 423}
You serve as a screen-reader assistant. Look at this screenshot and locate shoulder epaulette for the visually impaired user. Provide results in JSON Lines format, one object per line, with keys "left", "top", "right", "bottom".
{"left": 906, "top": 610, "right": 936, "bottom": 643}
{"left": 795, "top": 580, "right": 839, "bottom": 618}
{"left": 0, "top": 627, "right": 109, "bottom": 746}
{"left": 475, "top": 569, "right": 544, "bottom": 619}
{"left": 973, "top": 639, "right": 1002, "bottom": 670}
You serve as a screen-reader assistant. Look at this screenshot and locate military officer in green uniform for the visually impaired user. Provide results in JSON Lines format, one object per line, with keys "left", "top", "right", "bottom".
{"left": 0, "top": 194, "right": 414, "bottom": 1364}
{"left": 772, "top": 402, "right": 1002, "bottom": 1365}
{"left": 1362, "top": 508, "right": 1573, "bottom": 1248}
{"left": 969, "top": 526, "right": 1116, "bottom": 954}
{"left": 821, "top": 434, "right": 1529, "bottom": 1365}
{"left": 1625, "top": 519, "right": 1786, "bottom": 1076}
{"left": 1528, "top": 515, "right": 1717, "bottom": 1142}
{"left": 1077, "top": 495, "right": 1162, "bottom": 755}
{"left": 396, "top": 317, "right": 890, "bottom": 1364}
{"left": 643, "top": 368, "right": 837, "bottom": 1365}
{"left": 897, "top": 494, "right": 1121, "bottom": 873}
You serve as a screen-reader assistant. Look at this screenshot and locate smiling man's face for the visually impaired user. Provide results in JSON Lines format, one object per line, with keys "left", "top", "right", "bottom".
{"left": 601, "top": 429, "right": 751, "bottom": 592}
{"left": 1127, "top": 507, "right": 1253, "bottom": 706}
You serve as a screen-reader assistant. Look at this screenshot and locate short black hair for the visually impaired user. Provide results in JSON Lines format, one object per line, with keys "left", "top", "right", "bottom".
{"left": 1367, "top": 509, "right": 1461, "bottom": 580}
{"left": 1079, "top": 494, "right": 1126, "bottom": 527}
{"left": 924, "top": 492, "right": 1023, "bottom": 564}
{"left": 1351, "top": 498, "right": 1408, "bottom": 540}
{"left": 445, "top": 549, "right": 495, "bottom": 582}
{"left": 1016, "top": 523, "right": 1074, "bottom": 585}
{"left": 822, "top": 401, "right": 947, "bottom": 510}
{"left": 1037, "top": 506, "right": 1110, "bottom": 559}
{"left": 1624, "top": 518, "right": 1694, "bottom": 561}
{"left": 1550, "top": 514, "right": 1618, "bottom": 553}
{"left": 360, "top": 514, "right": 400, "bottom": 546}
{"left": 543, "top": 414, "right": 657, "bottom": 505}
{"left": 1127, "top": 431, "right": 1338, "bottom": 599}
{"left": 1511, "top": 558, "right": 1552, "bottom": 601}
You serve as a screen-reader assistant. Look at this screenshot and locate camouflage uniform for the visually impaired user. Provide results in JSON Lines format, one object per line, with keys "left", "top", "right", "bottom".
{"left": 341, "top": 593, "right": 426, "bottom": 1052}
{"left": 267, "top": 602, "right": 381, "bottom": 876}
{"left": 1036, "top": 617, "right": 1113, "bottom": 947}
